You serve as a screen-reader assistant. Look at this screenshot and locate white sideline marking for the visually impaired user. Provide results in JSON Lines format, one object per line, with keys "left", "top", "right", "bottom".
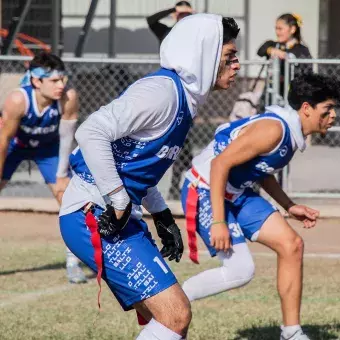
{"left": 185, "top": 250, "right": 340, "bottom": 259}
{"left": 1, "top": 252, "right": 339, "bottom": 308}
{"left": 0, "top": 284, "right": 74, "bottom": 308}
{"left": 254, "top": 252, "right": 340, "bottom": 259}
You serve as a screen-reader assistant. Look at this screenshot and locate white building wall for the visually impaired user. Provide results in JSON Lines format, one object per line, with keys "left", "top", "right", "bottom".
{"left": 62, "top": 0, "right": 319, "bottom": 59}
{"left": 249, "top": 0, "right": 320, "bottom": 59}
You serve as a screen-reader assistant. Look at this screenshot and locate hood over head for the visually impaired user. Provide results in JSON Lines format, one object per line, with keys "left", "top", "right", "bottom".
{"left": 160, "top": 13, "right": 223, "bottom": 109}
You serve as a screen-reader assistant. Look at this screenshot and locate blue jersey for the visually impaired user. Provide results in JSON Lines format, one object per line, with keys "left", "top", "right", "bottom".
{"left": 70, "top": 68, "right": 193, "bottom": 205}
{"left": 12, "top": 85, "right": 61, "bottom": 148}
{"left": 214, "top": 113, "right": 295, "bottom": 189}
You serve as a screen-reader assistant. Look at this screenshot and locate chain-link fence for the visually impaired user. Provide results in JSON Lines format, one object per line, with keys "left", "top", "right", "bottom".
{"left": 282, "top": 58, "right": 340, "bottom": 198}
{"left": 0, "top": 56, "right": 267, "bottom": 200}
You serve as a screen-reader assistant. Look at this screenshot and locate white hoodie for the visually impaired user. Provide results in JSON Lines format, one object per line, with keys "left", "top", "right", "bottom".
{"left": 161, "top": 13, "right": 223, "bottom": 110}
{"left": 60, "top": 13, "right": 224, "bottom": 217}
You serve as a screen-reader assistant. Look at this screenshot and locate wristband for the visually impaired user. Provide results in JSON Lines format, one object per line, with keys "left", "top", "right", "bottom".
{"left": 211, "top": 220, "right": 227, "bottom": 226}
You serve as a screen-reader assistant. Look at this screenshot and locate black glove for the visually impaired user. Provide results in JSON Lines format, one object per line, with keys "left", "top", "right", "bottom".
{"left": 98, "top": 201, "right": 132, "bottom": 238}
{"left": 152, "top": 208, "right": 184, "bottom": 262}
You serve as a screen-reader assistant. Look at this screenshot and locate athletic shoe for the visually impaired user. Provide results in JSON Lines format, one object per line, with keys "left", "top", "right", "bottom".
{"left": 280, "top": 329, "right": 311, "bottom": 340}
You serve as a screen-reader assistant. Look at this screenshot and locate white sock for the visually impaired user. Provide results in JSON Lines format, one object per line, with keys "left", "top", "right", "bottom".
{"left": 66, "top": 247, "right": 79, "bottom": 267}
{"left": 182, "top": 243, "right": 255, "bottom": 301}
{"left": 136, "top": 318, "right": 183, "bottom": 340}
{"left": 282, "top": 325, "right": 302, "bottom": 338}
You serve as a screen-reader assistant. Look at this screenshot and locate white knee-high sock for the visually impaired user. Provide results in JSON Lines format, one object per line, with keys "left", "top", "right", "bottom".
{"left": 136, "top": 319, "right": 183, "bottom": 340}
{"left": 182, "top": 243, "right": 255, "bottom": 301}
{"left": 66, "top": 247, "right": 79, "bottom": 267}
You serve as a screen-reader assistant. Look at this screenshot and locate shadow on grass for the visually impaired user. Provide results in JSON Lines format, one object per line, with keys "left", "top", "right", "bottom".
{"left": 0, "top": 262, "right": 66, "bottom": 275}
{"left": 234, "top": 322, "right": 340, "bottom": 340}
{"left": 0, "top": 262, "right": 96, "bottom": 279}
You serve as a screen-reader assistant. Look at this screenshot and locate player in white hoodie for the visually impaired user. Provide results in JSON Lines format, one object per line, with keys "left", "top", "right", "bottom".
{"left": 181, "top": 73, "right": 340, "bottom": 340}
{"left": 59, "top": 14, "right": 240, "bottom": 340}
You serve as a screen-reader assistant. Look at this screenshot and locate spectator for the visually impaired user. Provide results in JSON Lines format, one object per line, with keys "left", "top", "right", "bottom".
{"left": 147, "top": 2, "right": 194, "bottom": 200}
{"left": 258, "top": 13, "right": 312, "bottom": 99}
{"left": 258, "top": 14, "right": 312, "bottom": 187}
{"left": 147, "top": 1, "right": 193, "bottom": 43}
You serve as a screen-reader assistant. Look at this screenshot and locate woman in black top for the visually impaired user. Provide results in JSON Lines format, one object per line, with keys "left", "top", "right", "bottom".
{"left": 258, "top": 13, "right": 312, "bottom": 97}
{"left": 258, "top": 14, "right": 312, "bottom": 187}
{"left": 146, "top": 1, "right": 193, "bottom": 43}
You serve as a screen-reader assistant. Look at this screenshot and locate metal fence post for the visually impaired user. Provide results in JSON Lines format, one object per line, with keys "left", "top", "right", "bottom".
{"left": 271, "top": 57, "right": 280, "bottom": 105}
{"left": 52, "top": 0, "right": 61, "bottom": 55}
{"left": 282, "top": 58, "right": 291, "bottom": 193}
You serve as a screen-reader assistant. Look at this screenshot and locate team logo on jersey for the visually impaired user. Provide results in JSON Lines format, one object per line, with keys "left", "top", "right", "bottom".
{"left": 214, "top": 140, "right": 228, "bottom": 155}
{"left": 49, "top": 108, "right": 59, "bottom": 118}
{"left": 28, "top": 139, "right": 40, "bottom": 147}
{"left": 279, "top": 146, "right": 288, "bottom": 157}
{"left": 156, "top": 145, "right": 182, "bottom": 160}
{"left": 177, "top": 111, "right": 184, "bottom": 125}
{"left": 20, "top": 124, "right": 58, "bottom": 135}
{"left": 255, "top": 161, "right": 275, "bottom": 174}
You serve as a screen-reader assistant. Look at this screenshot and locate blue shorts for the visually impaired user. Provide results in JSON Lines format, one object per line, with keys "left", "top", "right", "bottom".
{"left": 59, "top": 206, "right": 177, "bottom": 311}
{"left": 3, "top": 142, "right": 60, "bottom": 184}
{"left": 181, "top": 178, "right": 277, "bottom": 257}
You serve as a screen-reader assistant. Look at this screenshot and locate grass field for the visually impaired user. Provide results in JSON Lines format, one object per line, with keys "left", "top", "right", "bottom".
{"left": 0, "top": 212, "right": 340, "bottom": 340}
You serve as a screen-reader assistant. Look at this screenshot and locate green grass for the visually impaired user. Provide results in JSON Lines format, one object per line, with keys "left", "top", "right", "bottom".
{"left": 1, "top": 218, "right": 340, "bottom": 339}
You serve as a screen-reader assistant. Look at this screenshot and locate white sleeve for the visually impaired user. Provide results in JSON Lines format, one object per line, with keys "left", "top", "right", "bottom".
{"left": 75, "top": 76, "right": 178, "bottom": 201}
{"left": 56, "top": 119, "right": 77, "bottom": 178}
{"left": 142, "top": 186, "right": 168, "bottom": 214}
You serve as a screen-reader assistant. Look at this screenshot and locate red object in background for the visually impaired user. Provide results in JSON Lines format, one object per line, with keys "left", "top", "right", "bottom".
{"left": 0, "top": 29, "right": 50, "bottom": 56}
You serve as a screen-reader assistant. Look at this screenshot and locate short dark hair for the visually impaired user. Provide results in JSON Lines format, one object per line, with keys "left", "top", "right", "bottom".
{"left": 288, "top": 73, "right": 340, "bottom": 110}
{"left": 29, "top": 51, "right": 65, "bottom": 72}
{"left": 222, "top": 17, "right": 240, "bottom": 44}
{"left": 175, "top": 1, "right": 191, "bottom": 7}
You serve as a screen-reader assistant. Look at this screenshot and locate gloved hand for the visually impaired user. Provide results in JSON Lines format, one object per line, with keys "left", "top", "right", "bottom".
{"left": 152, "top": 208, "right": 184, "bottom": 262}
{"left": 98, "top": 201, "right": 132, "bottom": 238}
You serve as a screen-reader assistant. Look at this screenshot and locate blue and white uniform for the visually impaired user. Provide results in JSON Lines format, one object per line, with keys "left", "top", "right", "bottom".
{"left": 3, "top": 84, "right": 62, "bottom": 184}
{"left": 61, "top": 70, "right": 192, "bottom": 310}
{"left": 59, "top": 13, "right": 224, "bottom": 312}
{"left": 70, "top": 69, "right": 192, "bottom": 206}
{"left": 181, "top": 105, "right": 307, "bottom": 257}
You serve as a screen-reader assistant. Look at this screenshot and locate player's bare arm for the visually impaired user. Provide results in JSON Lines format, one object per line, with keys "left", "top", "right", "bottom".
{"left": 259, "top": 174, "right": 295, "bottom": 211}
{"left": 210, "top": 119, "right": 282, "bottom": 251}
{"left": 260, "top": 175, "right": 319, "bottom": 228}
{"left": 61, "top": 88, "right": 79, "bottom": 120}
{"left": 0, "top": 91, "right": 26, "bottom": 180}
